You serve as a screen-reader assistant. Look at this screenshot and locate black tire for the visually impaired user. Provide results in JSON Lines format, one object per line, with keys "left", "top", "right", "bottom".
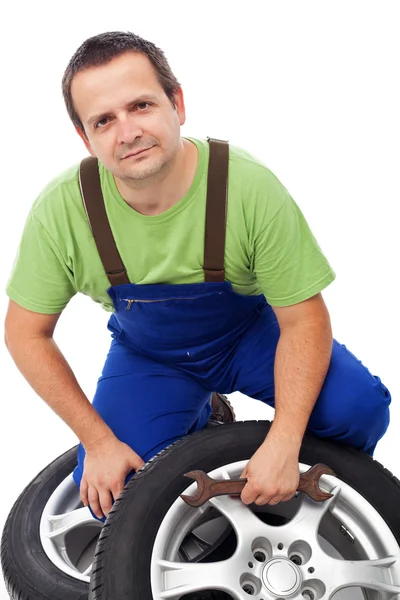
{"left": 1, "top": 446, "right": 90, "bottom": 600}
{"left": 89, "top": 420, "right": 400, "bottom": 600}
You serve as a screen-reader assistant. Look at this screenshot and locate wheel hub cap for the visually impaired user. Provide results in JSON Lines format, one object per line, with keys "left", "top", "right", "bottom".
{"left": 262, "top": 558, "right": 301, "bottom": 596}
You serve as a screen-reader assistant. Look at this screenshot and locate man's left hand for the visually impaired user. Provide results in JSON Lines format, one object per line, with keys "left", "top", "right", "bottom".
{"left": 240, "top": 434, "right": 301, "bottom": 506}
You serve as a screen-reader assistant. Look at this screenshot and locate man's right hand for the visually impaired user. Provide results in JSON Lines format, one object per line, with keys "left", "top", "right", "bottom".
{"left": 80, "top": 435, "right": 145, "bottom": 519}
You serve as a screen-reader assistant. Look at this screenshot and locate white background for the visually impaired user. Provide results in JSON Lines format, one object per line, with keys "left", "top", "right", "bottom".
{"left": 0, "top": 1, "right": 399, "bottom": 598}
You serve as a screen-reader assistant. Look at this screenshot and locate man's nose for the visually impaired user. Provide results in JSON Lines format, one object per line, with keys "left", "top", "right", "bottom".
{"left": 116, "top": 115, "right": 143, "bottom": 145}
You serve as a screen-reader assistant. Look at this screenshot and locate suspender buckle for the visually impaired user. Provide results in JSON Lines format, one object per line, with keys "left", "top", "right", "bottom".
{"left": 207, "top": 136, "right": 229, "bottom": 144}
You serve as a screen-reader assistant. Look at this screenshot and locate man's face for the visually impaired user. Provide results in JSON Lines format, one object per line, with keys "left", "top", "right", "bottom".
{"left": 71, "top": 51, "right": 185, "bottom": 181}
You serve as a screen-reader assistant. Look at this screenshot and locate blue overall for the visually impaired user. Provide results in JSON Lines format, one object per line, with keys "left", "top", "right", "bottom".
{"left": 74, "top": 138, "right": 391, "bottom": 521}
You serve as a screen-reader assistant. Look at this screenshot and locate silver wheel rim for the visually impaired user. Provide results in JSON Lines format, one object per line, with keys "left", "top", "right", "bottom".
{"left": 151, "top": 461, "right": 400, "bottom": 600}
{"left": 39, "top": 473, "right": 102, "bottom": 582}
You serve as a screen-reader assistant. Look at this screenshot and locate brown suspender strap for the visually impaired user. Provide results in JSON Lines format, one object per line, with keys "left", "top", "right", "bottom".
{"left": 79, "top": 157, "right": 130, "bottom": 286}
{"left": 78, "top": 137, "right": 229, "bottom": 286}
{"left": 204, "top": 138, "right": 229, "bottom": 283}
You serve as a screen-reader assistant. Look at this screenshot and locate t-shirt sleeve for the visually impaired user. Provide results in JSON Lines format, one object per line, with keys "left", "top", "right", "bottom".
{"left": 253, "top": 190, "right": 336, "bottom": 307}
{"left": 6, "top": 210, "right": 77, "bottom": 314}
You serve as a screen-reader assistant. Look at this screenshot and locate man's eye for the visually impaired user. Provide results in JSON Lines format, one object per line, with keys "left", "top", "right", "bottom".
{"left": 95, "top": 118, "right": 109, "bottom": 129}
{"left": 136, "top": 102, "right": 151, "bottom": 110}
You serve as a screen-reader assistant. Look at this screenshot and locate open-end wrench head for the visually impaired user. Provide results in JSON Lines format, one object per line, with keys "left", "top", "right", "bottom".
{"left": 180, "top": 470, "right": 211, "bottom": 507}
{"left": 298, "top": 463, "right": 336, "bottom": 501}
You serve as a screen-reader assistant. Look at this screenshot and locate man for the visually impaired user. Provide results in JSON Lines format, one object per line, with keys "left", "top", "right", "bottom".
{"left": 4, "top": 31, "right": 391, "bottom": 522}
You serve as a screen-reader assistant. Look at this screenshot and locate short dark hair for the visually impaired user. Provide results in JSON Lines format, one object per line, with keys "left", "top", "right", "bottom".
{"left": 61, "top": 31, "right": 182, "bottom": 138}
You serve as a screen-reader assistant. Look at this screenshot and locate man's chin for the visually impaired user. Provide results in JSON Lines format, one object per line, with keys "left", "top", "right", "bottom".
{"left": 117, "top": 163, "right": 163, "bottom": 182}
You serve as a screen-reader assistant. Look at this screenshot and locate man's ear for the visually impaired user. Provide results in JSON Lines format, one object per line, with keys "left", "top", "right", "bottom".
{"left": 75, "top": 126, "right": 95, "bottom": 157}
{"left": 173, "top": 87, "right": 186, "bottom": 126}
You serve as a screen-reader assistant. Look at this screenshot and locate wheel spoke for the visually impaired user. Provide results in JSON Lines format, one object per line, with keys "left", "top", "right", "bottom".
{"left": 46, "top": 506, "right": 101, "bottom": 563}
{"left": 82, "top": 564, "right": 92, "bottom": 577}
{"left": 322, "top": 555, "right": 400, "bottom": 597}
{"left": 47, "top": 506, "right": 99, "bottom": 539}
{"left": 157, "top": 558, "right": 242, "bottom": 598}
{"left": 283, "top": 486, "right": 341, "bottom": 540}
{"left": 208, "top": 494, "right": 269, "bottom": 546}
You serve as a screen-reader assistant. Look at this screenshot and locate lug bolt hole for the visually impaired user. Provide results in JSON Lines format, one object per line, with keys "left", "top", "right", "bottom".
{"left": 243, "top": 583, "right": 255, "bottom": 595}
{"left": 277, "top": 543, "right": 284, "bottom": 550}
{"left": 254, "top": 551, "right": 266, "bottom": 562}
{"left": 290, "top": 554, "right": 302, "bottom": 565}
{"left": 248, "top": 562, "right": 254, "bottom": 568}
{"left": 302, "top": 590, "right": 315, "bottom": 600}
{"left": 308, "top": 567, "right": 315, "bottom": 573}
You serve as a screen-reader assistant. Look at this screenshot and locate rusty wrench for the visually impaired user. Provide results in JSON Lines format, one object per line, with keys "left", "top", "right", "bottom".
{"left": 180, "top": 463, "right": 336, "bottom": 507}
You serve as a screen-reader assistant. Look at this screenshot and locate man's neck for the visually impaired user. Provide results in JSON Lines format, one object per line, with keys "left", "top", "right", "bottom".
{"left": 113, "top": 138, "right": 198, "bottom": 216}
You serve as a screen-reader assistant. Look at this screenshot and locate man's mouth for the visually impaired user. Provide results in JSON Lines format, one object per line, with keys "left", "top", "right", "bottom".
{"left": 122, "top": 147, "right": 153, "bottom": 159}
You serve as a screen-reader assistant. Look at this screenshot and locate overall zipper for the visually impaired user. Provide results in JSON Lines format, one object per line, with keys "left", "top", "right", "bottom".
{"left": 121, "top": 297, "right": 201, "bottom": 310}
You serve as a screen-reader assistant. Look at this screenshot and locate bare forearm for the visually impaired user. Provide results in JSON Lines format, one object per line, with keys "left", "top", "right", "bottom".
{"left": 269, "top": 320, "right": 333, "bottom": 447}
{"left": 5, "top": 335, "right": 113, "bottom": 449}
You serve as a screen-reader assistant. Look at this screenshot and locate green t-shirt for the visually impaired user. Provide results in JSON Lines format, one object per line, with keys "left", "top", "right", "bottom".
{"left": 6, "top": 136, "right": 336, "bottom": 314}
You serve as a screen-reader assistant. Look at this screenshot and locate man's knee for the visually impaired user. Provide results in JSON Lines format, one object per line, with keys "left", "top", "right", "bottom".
{"left": 308, "top": 343, "right": 392, "bottom": 453}
{"left": 360, "top": 378, "right": 391, "bottom": 450}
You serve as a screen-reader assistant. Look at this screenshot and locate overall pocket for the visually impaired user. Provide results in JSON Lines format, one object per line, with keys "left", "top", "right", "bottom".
{"left": 117, "top": 291, "right": 233, "bottom": 342}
